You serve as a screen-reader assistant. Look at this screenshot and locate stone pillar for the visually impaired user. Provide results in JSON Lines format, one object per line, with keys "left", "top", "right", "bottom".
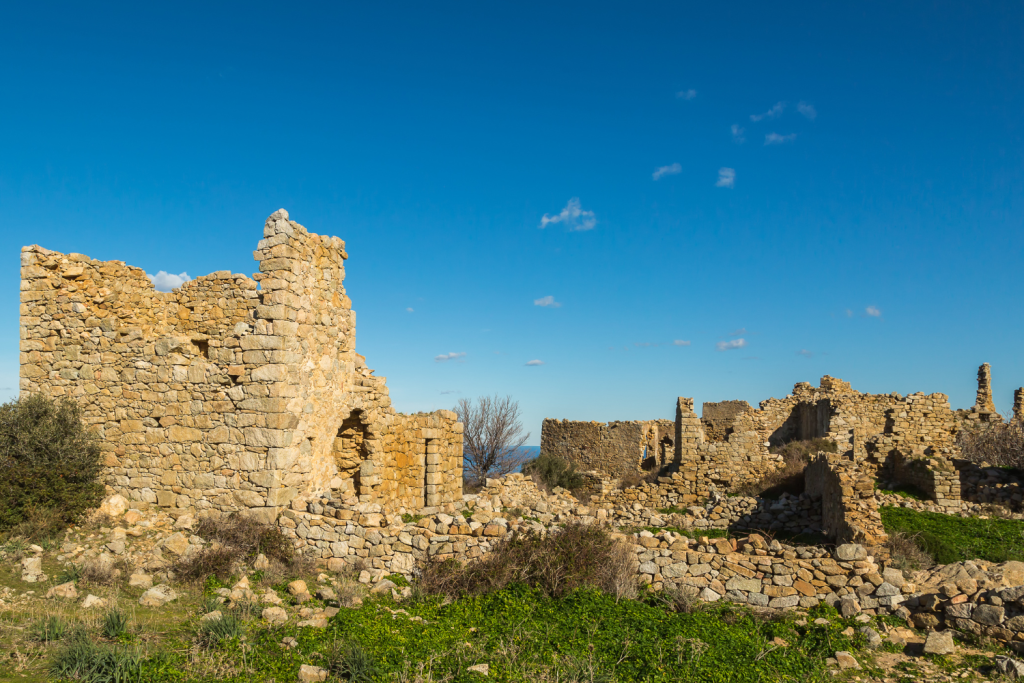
{"left": 1014, "top": 388, "right": 1024, "bottom": 423}
{"left": 976, "top": 363, "right": 997, "bottom": 414}
{"left": 674, "top": 397, "right": 704, "bottom": 464}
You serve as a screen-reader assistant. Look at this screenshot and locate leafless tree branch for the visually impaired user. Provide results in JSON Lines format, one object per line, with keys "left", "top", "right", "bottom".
{"left": 454, "top": 394, "right": 531, "bottom": 487}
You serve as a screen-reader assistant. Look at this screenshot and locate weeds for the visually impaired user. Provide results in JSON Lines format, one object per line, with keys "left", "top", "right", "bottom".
{"left": 881, "top": 505, "right": 1024, "bottom": 564}
{"left": 173, "top": 514, "right": 296, "bottom": 582}
{"left": 30, "top": 615, "right": 70, "bottom": 643}
{"left": 197, "top": 613, "right": 244, "bottom": 647}
{"left": 48, "top": 638, "right": 145, "bottom": 682}
{"left": 958, "top": 421, "right": 1024, "bottom": 469}
{"left": 101, "top": 609, "right": 132, "bottom": 641}
{"left": 883, "top": 531, "right": 935, "bottom": 571}
{"left": 523, "top": 454, "right": 586, "bottom": 494}
{"left": 325, "top": 640, "right": 382, "bottom": 682}
{"left": 55, "top": 563, "right": 83, "bottom": 585}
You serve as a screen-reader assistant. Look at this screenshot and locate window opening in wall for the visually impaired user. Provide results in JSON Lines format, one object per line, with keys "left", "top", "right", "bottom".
{"left": 333, "top": 410, "right": 369, "bottom": 498}
{"left": 424, "top": 438, "right": 435, "bottom": 508}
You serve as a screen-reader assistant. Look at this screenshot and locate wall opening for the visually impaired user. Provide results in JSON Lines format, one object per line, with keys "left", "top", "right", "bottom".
{"left": 191, "top": 339, "right": 209, "bottom": 358}
{"left": 424, "top": 438, "right": 436, "bottom": 508}
{"left": 333, "top": 410, "right": 369, "bottom": 497}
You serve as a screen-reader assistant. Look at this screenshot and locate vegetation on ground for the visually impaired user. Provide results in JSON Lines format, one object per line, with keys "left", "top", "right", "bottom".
{"left": 522, "top": 453, "right": 585, "bottom": 494}
{"left": 736, "top": 438, "right": 837, "bottom": 499}
{"left": 876, "top": 484, "right": 928, "bottom": 500}
{"left": 880, "top": 505, "right": 1024, "bottom": 564}
{"left": 0, "top": 394, "right": 104, "bottom": 540}
{"left": 172, "top": 514, "right": 302, "bottom": 581}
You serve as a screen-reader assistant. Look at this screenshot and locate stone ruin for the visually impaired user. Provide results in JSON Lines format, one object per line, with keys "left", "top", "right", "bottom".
{"left": 543, "top": 365, "right": 1024, "bottom": 545}
{"left": 19, "top": 209, "right": 463, "bottom": 522}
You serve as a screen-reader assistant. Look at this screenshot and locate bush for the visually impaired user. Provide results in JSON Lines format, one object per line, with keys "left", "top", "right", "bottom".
{"left": 418, "top": 523, "right": 637, "bottom": 600}
{"left": 172, "top": 514, "right": 296, "bottom": 582}
{"left": 522, "top": 454, "right": 585, "bottom": 493}
{"left": 738, "top": 438, "right": 837, "bottom": 498}
{"left": 101, "top": 610, "right": 131, "bottom": 640}
{"left": 958, "top": 421, "right": 1024, "bottom": 469}
{"left": 48, "top": 638, "right": 144, "bottom": 681}
{"left": 325, "top": 640, "right": 381, "bottom": 682}
{"left": 197, "top": 613, "right": 244, "bottom": 647}
{"left": 883, "top": 531, "right": 935, "bottom": 571}
{"left": 0, "top": 394, "right": 104, "bottom": 539}
{"left": 30, "top": 615, "right": 70, "bottom": 643}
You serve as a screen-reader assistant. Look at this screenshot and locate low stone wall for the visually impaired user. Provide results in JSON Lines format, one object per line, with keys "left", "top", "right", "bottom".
{"left": 806, "top": 453, "right": 887, "bottom": 546}
{"left": 890, "top": 451, "right": 961, "bottom": 508}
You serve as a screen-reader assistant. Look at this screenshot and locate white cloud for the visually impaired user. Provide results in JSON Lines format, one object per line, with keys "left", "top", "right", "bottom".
{"left": 797, "top": 349, "right": 814, "bottom": 358}
{"left": 729, "top": 327, "right": 746, "bottom": 336}
{"left": 525, "top": 359, "right": 545, "bottom": 366}
{"left": 677, "top": 89, "right": 697, "bottom": 100}
{"left": 434, "top": 352, "right": 466, "bottom": 362}
{"left": 750, "top": 102, "right": 785, "bottom": 122}
{"left": 731, "top": 124, "right": 745, "bottom": 144}
{"left": 672, "top": 340, "right": 691, "bottom": 346}
{"left": 147, "top": 271, "right": 190, "bottom": 292}
{"left": 439, "top": 390, "right": 459, "bottom": 395}
{"left": 652, "top": 163, "right": 682, "bottom": 180}
{"left": 716, "top": 168, "right": 735, "bottom": 188}
{"left": 797, "top": 101, "right": 817, "bottom": 120}
{"left": 534, "top": 295, "right": 562, "bottom": 308}
{"left": 406, "top": 307, "right": 414, "bottom": 313}
{"left": 866, "top": 306, "right": 882, "bottom": 317}
{"left": 539, "top": 198, "right": 597, "bottom": 231}
{"left": 716, "top": 338, "right": 747, "bottom": 351}
{"left": 765, "top": 132, "right": 797, "bottom": 145}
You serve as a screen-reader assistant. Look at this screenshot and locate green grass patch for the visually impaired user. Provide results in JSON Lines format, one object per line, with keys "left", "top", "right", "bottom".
{"left": 401, "top": 513, "right": 426, "bottom": 524}
{"left": 632, "top": 526, "right": 731, "bottom": 540}
{"left": 876, "top": 484, "right": 928, "bottom": 501}
{"left": 656, "top": 506, "right": 689, "bottom": 516}
{"left": 880, "top": 505, "right": 1024, "bottom": 564}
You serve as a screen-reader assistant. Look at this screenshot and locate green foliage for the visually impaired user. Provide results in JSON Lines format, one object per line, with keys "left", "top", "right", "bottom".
{"left": 656, "top": 506, "right": 689, "bottom": 515}
{"left": 881, "top": 505, "right": 1024, "bottom": 564}
{"left": 31, "top": 615, "right": 70, "bottom": 643}
{"left": 48, "top": 637, "right": 145, "bottom": 682}
{"left": 56, "top": 563, "right": 83, "bottom": 585}
{"left": 197, "top": 613, "right": 244, "bottom": 647}
{"left": 385, "top": 573, "right": 410, "bottom": 587}
{"left": 101, "top": 610, "right": 131, "bottom": 641}
{"left": 0, "top": 394, "right": 104, "bottom": 539}
{"left": 634, "top": 526, "right": 730, "bottom": 540}
{"left": 876, "top": 484, "right": 928, "bottom": 501}
{"left": 522, "top": 453, "right": 585, "bottom": 493}
{"left": 324, "top": 640, "right": 382, "bottom": 682}
{"left": 401, "top": 513, "right": 425, "bottom": 524}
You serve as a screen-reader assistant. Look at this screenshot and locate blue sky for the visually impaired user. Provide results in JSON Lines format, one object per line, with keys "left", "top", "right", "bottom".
{"left": 2, "top": 2, "right": 1022, "bottom": 444}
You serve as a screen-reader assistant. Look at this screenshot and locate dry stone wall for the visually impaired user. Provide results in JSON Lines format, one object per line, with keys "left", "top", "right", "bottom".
{"left": 540, "top": 418, "right": 674, "bottom": 478}
{"left": 19, "top": 209, "right": 462, "bottom": 519}
{"left": 805, "top": 452, "right": 888, "bottom": 546}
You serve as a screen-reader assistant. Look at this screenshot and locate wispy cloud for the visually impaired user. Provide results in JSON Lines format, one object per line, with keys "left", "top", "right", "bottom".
{"left": 716, "top": 338, "right": 747, "bottom": 351}
{"left": 715, "top": 168, "right": 735, "bottom": 188}
{"left": 797, "top": 101, "right": 817, "bottom": 120}
{"left": 750, "top": 102, "right": 785, "bottom": 122}
{"left": 534, "top": 295, "right": 562, "bottom": 308}
{"left": 676, "top": 89, "right": 697, "bottom": 100}
{"left": 147, "top": 271, "right": 190, "bottom": 292}
{"left": 729, "top": 328, "right": 746, "bottom": 336}
{"left": 525, "top": 359, "right": 545, "bottom": 366}
{"left": 635, "top": 342, "right": 654, "bottom": 347}
{"left": 672, "top": 340, "right": 691, "bottom": 346}
{"left": 731, "top": 124, "right": 745, "bottom": 144}
{"left": 439, "top": 390, "right": 459, "bottom": 395}
{"left": 652, "top": 163, "right": 682, "bottom": 180}
{"left": 405, "top": 307, "right": 414, "bottom": 313}
{"left": 845, "top": 309, "right": 854, "bottom": 317}
{"left": 765, "top": 132, "right": 797, "bottom": 145}
{"left": 797, "top": 349, "right": 814, "bottom": 358}
{"left": 539, "top": 198, "right": 596, "bottom": 231}
{"left": 866, "top": 305, "right": 882, "bottom": 317}
{"left": 434, "top": 352, "right": 467, "bottom": 362}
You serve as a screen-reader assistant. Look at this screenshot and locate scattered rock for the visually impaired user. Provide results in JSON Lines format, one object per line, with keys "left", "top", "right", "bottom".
{"left": 297, "top": 664, "right": 328, "bottom": 682}
{"left": 82, "top": 594, "right": 108, "bottom": 609}
{"left": 99, "top": 494, "right": 129, "bottom": 517}
{"left": 160, "top": 533, "right": 190, "bottom": 556}
{"left": 200, "top": 610, "right": 223, "bottom": 623}
{"left": 129, "top": 573, "right": 153, "bottom": 589}
{"left": 834, "top": 651, "right": 860, "bottom": 670}
{"left": 139, "top": 584, "right": 178, "bottom": 607}
{"left": 47, "top": 582, "right": 78, "bottom": 600}
{"left": 254, "top": 553, "right": 269, "bottom": 570}
{"left": 288, "top": 580, "right": 308, "bottom": 596}
{"left": 923, "top": 630, "right": 955, "bottom": 655}
{"left": 858, "top": 626, "right": 882, "bottom": 649}
{"left": 371, "top": 580, "right": 397, "bottom": 594}
{"left": 835, "top": 544, "right": 867, "bottom": 561}
{"left": 173, "top": 514, "right": 195, "bottom": 531}
{"left": 20, "top": 557, "right": 46, "bottom": 583}
{"left": 996, "top": 656, "right": 1024, "bottom": 679}
{"left": 263, "top": 606, "right": 288, "bottom": 624}
{"left": 467, "top": 663, "right": 489, "bottom": 676}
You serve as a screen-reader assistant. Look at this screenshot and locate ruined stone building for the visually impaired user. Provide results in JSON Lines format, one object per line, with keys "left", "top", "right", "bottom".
{"left": 543, "top": 365, "right": 1021, "bottom": 505}
{"left": 19, "top": 209, "right": 463, "bottom": 520}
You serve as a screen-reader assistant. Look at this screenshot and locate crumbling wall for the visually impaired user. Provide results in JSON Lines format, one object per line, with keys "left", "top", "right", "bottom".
{"left": 805, "top": 452, "right": 887, "bottom": 546}
{"left": 19, "top": 209, "right": 462, "bottom": 518}
{"left": 540, "top": 418, "right": 673, "bottom": 478}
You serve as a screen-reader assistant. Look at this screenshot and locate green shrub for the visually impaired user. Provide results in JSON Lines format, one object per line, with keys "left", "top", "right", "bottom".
{"left": 30, "top": 615, "right": 70, "bottom": 643}
{"left": 0, "top": 394, "right": 103, "bottom": 539}
{"left": 101, "top": 610, "right": 131, "bottom": 640}
{"left": 419, "top": 522, "right": 637, "bottom": 600}
{"left": 48, "top": 638, "right": 144, "bottom": 681}
{"left": 197, "top": 613, "right": 244, "bottom": 647}
{"left": 325, "top": 640, "right": 381, "bottom": 682}
{"left": 522, "top": 454, "right": 585, "bottom": 493}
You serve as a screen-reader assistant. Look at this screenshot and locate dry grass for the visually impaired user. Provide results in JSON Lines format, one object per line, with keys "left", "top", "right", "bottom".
{"left": 172, "top": 514, "right": 297, "bottom": 582}
{"left": 419, "top": 523, "right": 638, "bottom": 600}
{"left": 958, "top": 421, "right": 1024, "bottom": 469}
{"left": 883, "top": 531, "right": 935, "bottom": 571}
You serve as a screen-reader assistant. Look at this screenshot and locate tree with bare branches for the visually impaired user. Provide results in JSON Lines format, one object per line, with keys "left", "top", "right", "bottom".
{"left": 454, "top": 394, "right": 531, "bottom": 487}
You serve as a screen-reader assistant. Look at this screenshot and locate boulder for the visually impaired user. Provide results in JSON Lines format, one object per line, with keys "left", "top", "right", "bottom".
{"left": 263, "top": 606, "right": 288, "bottom": 624}
{"left": 160, "top": 533, "right": 190, "bottom": 556}
{"left": 129, "top": 573, "right": 153, "bottom": 589}
{"left": 996, "top": 656, "right": 1024, "bottom": 679}
{"left": 47, "top": 582, "right": 78, "bottom": 600}
{"left": 923, "top": 630, "right": 955, "bottom": 655}
{"left": 82, "top": 594, "right": 108, "bottom": 609}
{"left": 139, "top": 584, "right": 178, "bottom": 607}
{"left": 297, "top": 664, "right": 328, "bottom": 682}
{"left": 287, "top": 580, "right": 308, "bottom": 596}
{"left": 99, "top": 494, "right": 129, "bottom": 517}
{"left": 835, "top": 544, "right": 867, "bottom": 561}
{"left": 834, "top": 651, "right": 860, "bottom": 670}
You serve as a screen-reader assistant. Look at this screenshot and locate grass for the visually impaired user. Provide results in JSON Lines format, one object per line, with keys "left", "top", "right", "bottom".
{"left": 876, "top": 484, "right": 928, "bottom": 501}
{"left": 401, "top": 513, "right": 426, "bottom": 524}
{"left": 632, "top": 526, "right": 731, "bottom": 540}
{"left": 880, "top": 505, "right": 1024, "bottom": 564}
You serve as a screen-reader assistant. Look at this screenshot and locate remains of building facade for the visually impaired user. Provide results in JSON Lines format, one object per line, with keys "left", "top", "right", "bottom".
{"left": 19, "top": 209, "right": 463, "bottom": 521}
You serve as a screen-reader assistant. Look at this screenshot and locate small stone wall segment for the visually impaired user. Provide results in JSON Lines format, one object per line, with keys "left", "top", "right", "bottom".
{"left": 19, "top": 209, "right": 462, "bottom": 518}
{"left": 806, "top": 453, "right": 887, "bottom": 546}
{"left": 540, "top": 418, "right": 672, "bottom": 479}
{"left": 1014, "top": 388, "right": 1024, "bottom": 423}
{"left": 700, "top": 400, "right": 752, "bottom": 441}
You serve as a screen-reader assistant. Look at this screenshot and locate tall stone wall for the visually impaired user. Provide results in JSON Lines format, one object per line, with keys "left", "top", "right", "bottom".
{"left": 805, "top": 452, "right": 887, "bottom": 546}
{"left": 540, "top": 418, "right": 673, "bottom": 478}
{"left": 19, "top": 209, "right": 462, "bottom": 518}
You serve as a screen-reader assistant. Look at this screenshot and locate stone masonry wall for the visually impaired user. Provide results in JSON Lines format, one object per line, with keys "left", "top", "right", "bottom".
{"left": 540, "top": 418, "right": 673, "bottom": 478}
{"left": 19, "top": 209, "right": 462, "bottom": 518}
{"left": 805, "top": 452, "right": 888, "bottom": 546}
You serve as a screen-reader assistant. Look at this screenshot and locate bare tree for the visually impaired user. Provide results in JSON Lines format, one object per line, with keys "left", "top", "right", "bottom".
{"left": 454, "top": 394, "right": 531, "bottom": 487}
